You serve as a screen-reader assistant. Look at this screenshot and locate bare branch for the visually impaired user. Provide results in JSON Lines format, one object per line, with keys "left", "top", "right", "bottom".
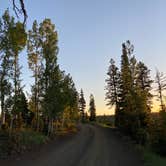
{"left": 12, "top": 0, "right": 27, "bottom": 25}
{"left": 19, "top": 0, "right": 27, "bottom": 24}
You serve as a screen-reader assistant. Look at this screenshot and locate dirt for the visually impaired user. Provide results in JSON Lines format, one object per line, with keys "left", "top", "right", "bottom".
{"left": 0, "top": 124, "right": 144, "bottom": 166}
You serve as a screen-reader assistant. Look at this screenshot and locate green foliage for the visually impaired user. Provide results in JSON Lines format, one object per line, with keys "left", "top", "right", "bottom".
{"left": 9, "top": 22, "right": 27, "bottom": 53}
{"left": 89, "top": 94, "right": 96, "bottom": 121}
{"left": 0, "top": 9, "right": 13, "bottom": 125}
{"left": 7, "top": 10, "right": 27, "bottom": 122}
{"left": 105, "top": 58, "right": 120, "bottom": 107}
{"left": 0, "top": 9, "right": 27, "bottom": 130}
{"left": 0, "top": 10, "right": 79, "bottom": 139}
{"left": 27, "top": 18, "right": 79, "bottom": 135}
{"left": 107, "top": 40, "right": 164, "bottom": 155}
{"left": 8, "top": 130, "right": 48, "bottom": 154}
{"left": 148, "top": 112, "right": 166, "bottom": 156}
{"left": 43, "top": 67, "right": 64, "bottom": 118}
{"left": 106, "top": 40, "right": 152, "bottom": 144}
{"left": 143, "top": 148, "right": 166, "bottom": 166}
{"left": 18, "top": 130, "right": 47, "bottom": 145}
{"left": 27, "top": 20, "right": 42, "bottom": 130}
{"left": 79, "top": 89, "right": 86, "bottom": 122}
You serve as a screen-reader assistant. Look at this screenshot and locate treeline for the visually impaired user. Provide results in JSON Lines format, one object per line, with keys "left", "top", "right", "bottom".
{"left": 0, "top": 9, "right": 80, "bottom": 136}
{"left": 105, "top": 40, "right": 166, "bottom": 156}
{"left": 0, "top": 9, "right": 97, "bottom": 140}
{"left": 79, "top": 89, "right": 96, "bottom": 122}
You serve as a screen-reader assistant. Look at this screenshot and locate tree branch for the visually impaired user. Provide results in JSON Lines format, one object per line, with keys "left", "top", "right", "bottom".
{"left": 12, "top": 0, "right": 27, "bottom": 25}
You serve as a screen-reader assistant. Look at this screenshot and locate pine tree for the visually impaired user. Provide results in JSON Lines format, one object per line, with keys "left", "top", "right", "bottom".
{"left": 60, "top": 74, "right": 79, "bottom": 127}
{"left": 62, "top": 74, "right": 79, "bottom": 119}
{"left": 19, "top": 91, "right": 32, "bottom": 126}
{"left": 118, "top": 41, "right": 151, "bottom": 140}
{"left": 105, "top": 58, "right": 120, "bottom": 107}
{"left": 89, "top": 94, "right": 96, "bottom": 121}
{"left": 118, "top": 41, "right": 133, "bottom": 130}
{"left": 79, "top": 89, "right": 86, "bottom": 122}
{"left": 130, "top": 56, "right": 137, "bottom": 87}
{"left": 136, "top": 61, "right": 153, "bottom": 111}
{"left": 105, "top": 58, "right": 120, "bottom": 126}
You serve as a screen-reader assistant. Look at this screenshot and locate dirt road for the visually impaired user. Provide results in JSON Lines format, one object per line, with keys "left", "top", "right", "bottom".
{"left": 1, "top": 124, "right": 144, "bottom": 166}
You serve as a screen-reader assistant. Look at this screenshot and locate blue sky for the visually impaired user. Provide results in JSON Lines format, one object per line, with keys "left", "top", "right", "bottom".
{"left": 1, "top": 0, "right": 166, "bottom": 114}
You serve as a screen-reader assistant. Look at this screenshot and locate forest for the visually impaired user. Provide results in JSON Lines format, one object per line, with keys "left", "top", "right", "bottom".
{"left": 0, "top": 1, "right": 166, "bottom": 166}
{"left": 0, "top": 9, "right": 96, "bottom": 157}
{"left": 105, "top": 40, "right": 166, "bottom": 157}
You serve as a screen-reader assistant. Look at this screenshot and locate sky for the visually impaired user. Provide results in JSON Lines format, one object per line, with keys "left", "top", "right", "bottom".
{"left": 0, "top": 0, "right": 166, "bottom": 115}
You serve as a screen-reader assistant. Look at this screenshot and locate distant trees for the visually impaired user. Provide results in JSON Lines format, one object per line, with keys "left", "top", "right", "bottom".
{"left": 79, "top": 89, "right": 86, "bottom": 122}
{"left": 155, "top": 70, "right": 166, "bottom": 112}
{"left": 105, "top": 40, "right": 152, "bottom": 144}
{"left": 148, "top": 70, "right": 166, "bottom": 156}
{"left": 89, "top": 94, "right": 96, "bottom": 121}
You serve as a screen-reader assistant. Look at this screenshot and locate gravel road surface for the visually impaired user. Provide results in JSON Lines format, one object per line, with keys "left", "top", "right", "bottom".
{"left": 0, "top": 124, "right": 144, "bottom": 166}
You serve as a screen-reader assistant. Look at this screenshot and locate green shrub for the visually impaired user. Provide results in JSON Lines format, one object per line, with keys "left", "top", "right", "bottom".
{"left": 143, "top": 149, "right": 166, "bottom": 166}
{"left": 135, "top": 128, "right": 149, "bottom": 145}
{"left": 148, "top": 112, "right": 166, "bottom": 156}
{"left": 8, "top": 130, "right": 48, "bottom": 155}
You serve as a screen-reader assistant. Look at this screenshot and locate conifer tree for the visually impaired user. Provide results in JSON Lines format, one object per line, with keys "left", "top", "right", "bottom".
{"left": 105, "top": 58, "right": 120, "bottom": 126}
{"left": 105, "top": 59, "right": 120, "bottom": 107}
{"left": 116, "top": 40, "right": 152, "bottom": 140}
{"left": 130, "top": 56, "right": 137, "bottom": 87}
{"left": 136, "top": 61, "right": 153, "bottom": 111}
{"left": 118, "top": 41, "right": 133, "bottom": 130}
{"left": 79, "top": 89, "right": 86, "bottom": 122}
{"left": 18, "top": 91, "right": 31, "bottom": 125}
{"left": 89, "top": 94, "right": 96, "bottom": 121}
{"left": 61, "top": 74, "right": 79, "bottom": 127}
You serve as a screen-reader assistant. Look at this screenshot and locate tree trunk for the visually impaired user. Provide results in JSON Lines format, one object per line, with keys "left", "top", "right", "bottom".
{"left": 9, "top": 115, "right": 14, "bottom": 137}
{"left": 0, "top": 79, "right": 5, "bottom": 126}
{"left": 35, "top": 64, "right": 40, "bottom": 131}
{"left": 47, "top": 118, "right": 51, "bottom": 136}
